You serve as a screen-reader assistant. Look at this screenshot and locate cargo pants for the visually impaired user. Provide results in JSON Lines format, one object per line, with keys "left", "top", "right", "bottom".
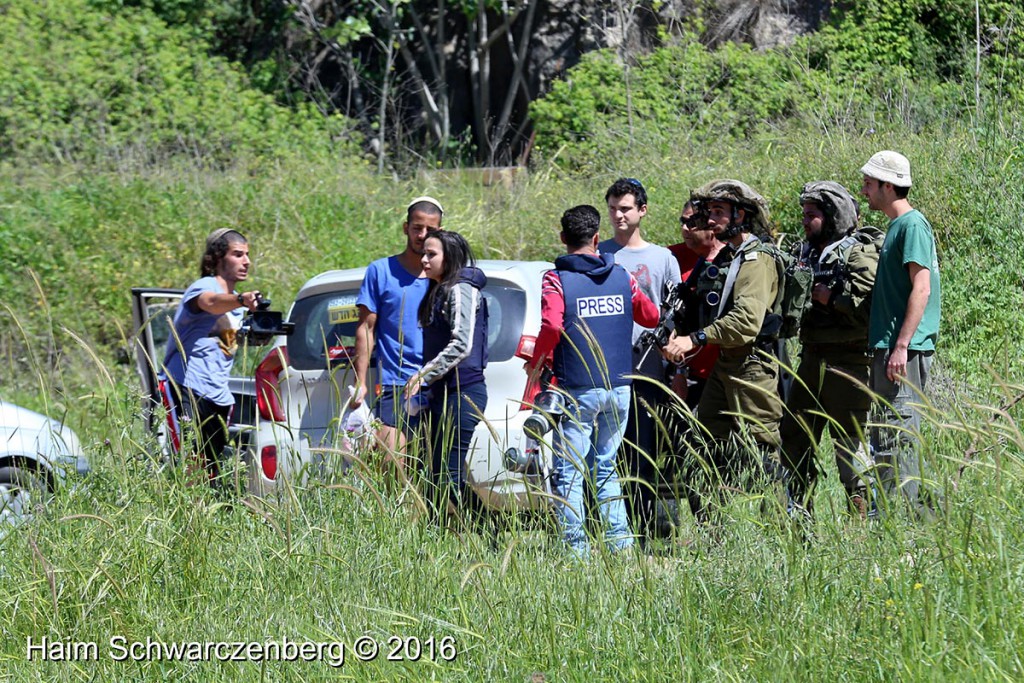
{"left": 686, "top": 345, "right": 784, "bottom": 522}
{"left": 870, "top": 348, "right": 941, "bottom": 519}
{"left": 780, "top": 346, "right": 873, "bottom": 509}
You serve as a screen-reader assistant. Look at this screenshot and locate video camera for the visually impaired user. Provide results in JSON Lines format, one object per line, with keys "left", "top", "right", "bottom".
{"left": 633, "top": 281, "right": 687, "bottom": 368}
{"left": 239, "top": 295, "right": 295, "bottom": 345}
{"left": 523, "top": 368, "right": 564, "bottom": 439}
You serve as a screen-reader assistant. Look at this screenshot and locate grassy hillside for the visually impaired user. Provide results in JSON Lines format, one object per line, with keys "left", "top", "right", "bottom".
{"left": 3, "top": 120, "right": 1023, "bottom": 415}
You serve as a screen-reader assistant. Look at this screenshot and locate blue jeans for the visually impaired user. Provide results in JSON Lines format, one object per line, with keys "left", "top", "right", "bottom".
{"left": 552, "top": 385, "right": 634, "bottom": 553}
{"left": 375, "top": 385, "right": 422, "bottom": 436}
{"left": 426, "top": 382, "right": 488, "bottom": 499}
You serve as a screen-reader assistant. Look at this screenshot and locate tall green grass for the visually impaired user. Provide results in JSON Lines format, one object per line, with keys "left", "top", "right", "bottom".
{"left": 2, "top": 329, "right": 1023, "bottom": 680}
{"left": 4, "top": 127, "right": 1022, "bottom": 424}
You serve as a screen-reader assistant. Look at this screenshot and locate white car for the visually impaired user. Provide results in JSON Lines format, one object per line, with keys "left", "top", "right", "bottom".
{"left": 132, "top": 260, "right": 556, "bottom": 509}
{"left": 0, "top": 400, "right": 89, "bottom": 525}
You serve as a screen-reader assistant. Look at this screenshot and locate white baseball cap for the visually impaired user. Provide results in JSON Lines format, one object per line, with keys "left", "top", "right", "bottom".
{"left": 860, "top": 150, "right": 912, "bottom": 187}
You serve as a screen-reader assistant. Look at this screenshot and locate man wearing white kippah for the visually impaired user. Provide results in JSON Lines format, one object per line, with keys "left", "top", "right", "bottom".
{"left": 351, "top": 196, "right": 443, "bottom": 476}
{"left": 860, "top": 151, "right": 942, "bottom": 519}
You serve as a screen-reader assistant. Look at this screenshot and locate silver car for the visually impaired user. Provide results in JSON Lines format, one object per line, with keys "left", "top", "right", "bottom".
{"left": 132, "top": 260, "right": 556, "bottom": 509}
{"left": 0, "top": 400, "right": 89, "bottom": 525}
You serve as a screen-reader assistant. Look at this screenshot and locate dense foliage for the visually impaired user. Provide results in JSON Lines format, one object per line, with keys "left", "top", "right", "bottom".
{"left": 0, "top": 0, "right": 350, "bottom": 165}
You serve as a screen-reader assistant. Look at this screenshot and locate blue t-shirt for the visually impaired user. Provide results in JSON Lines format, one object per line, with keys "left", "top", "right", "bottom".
{"left": 162, "top": 276, "right": 243, "bottom": 406}
{"left": 356, "top": 256, "right": 430, "bottom": 386}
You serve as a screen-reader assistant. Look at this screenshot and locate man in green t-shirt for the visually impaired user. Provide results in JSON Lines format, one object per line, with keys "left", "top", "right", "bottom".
{"left": 861, "top": 150, "right": 942, "bottom": 518}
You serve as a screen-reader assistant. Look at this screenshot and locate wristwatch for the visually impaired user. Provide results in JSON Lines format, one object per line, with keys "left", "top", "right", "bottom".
{"left": 689, "top": 329, "right": 708, "bottom": 346}
{"left": 237, "top": 293, "right": 245, "bottom": 306}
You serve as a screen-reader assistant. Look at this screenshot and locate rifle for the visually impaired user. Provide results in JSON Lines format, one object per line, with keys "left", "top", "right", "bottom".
{"left": 812, "top": 263, "right": 868, "bottom": 304}
{"left": 633, "top": 280, "right": 687, "bottom": 369}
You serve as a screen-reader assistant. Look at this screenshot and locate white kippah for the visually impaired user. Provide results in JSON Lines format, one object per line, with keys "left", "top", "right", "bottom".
{"left": 407, "top": 195, "right": 444, "bottom": 215}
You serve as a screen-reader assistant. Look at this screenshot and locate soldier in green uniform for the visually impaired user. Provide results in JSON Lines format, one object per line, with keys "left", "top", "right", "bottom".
{"left": 662, "top": 180, "right": 782, "bottom": 523}
{"left": 780, "top": 181, "right": 883, "bottom": 517}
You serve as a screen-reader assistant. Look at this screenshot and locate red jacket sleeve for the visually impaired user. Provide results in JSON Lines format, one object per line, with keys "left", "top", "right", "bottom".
{"left": 630, "top": 272, "right": 660, "bottom": 327}
{"left": 526, "top": 270, "right": 564, "bottom": 372}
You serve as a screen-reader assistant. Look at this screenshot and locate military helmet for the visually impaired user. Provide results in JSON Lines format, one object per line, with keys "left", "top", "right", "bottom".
{"left": 799, "top": 180, "right": 859, "bottom": 237}
{"left": 690, "top": 179, "right": 771, "bottom": 236}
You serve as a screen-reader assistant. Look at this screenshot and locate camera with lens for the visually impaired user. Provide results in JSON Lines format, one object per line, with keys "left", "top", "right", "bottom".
{"left": 239, "top": 295, "right": 295, "bottom": 345}
{"left": 504, "top": 368, "right": 562, "bottom": 474}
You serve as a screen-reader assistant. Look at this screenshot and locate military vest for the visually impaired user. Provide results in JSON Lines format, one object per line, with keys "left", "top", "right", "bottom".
{"left": 700, "top": 237, "right": 785, "bottom": 342}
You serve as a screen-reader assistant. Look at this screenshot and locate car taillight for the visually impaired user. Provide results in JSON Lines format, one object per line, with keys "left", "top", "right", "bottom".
{"left": 260, "top": 445, "right": 278, "bottom": 480}
{"left": 515, "top": 335, "right": 540, "bottom": 410}
{"left": 514, "top": 335, "right": 537, "bottom": 362}
{"left": 256, "top": 347, "right": 288, "bottom": 422}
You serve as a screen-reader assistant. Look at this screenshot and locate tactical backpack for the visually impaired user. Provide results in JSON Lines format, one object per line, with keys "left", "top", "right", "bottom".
{"left": 776, "top": 243, "right": 813, "bottom": 339}
{"left": 736, "top": 237, "right": 810, "bottom": 341}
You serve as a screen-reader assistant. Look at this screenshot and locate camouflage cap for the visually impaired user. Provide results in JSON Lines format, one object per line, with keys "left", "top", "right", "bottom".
{"left": 690, "top": 179, "right": 771, "bottom": 234}
{"left": 799, "top": 181, "right": 859, "bottom": 235}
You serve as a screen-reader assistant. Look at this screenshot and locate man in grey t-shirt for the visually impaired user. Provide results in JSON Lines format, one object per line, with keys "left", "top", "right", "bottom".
{"left": 600, "top": 178, "right": 682, "bottom": 543}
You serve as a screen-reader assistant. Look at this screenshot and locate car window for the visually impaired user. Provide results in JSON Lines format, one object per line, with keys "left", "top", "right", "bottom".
{"left": 286, "top": 281, "right": 527, "bottom": 371}
{"left": 286, "top": 290, "right": 363, "bottom": 371}
{"left": 481, "top": 283, "right": 526, "bottom": 362}
{"left": 145, "top": 302, "right": 179, "bottom": 371}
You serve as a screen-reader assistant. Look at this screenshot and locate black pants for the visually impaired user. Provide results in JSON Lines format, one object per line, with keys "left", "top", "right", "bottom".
{"left": 621, "top": 379, "right": 674, "bottom": 539}
{"left": 168, "top": 385, "right": 232, "bottom": 484}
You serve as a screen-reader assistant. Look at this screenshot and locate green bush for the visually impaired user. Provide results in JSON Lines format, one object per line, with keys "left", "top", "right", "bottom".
{"left": 0, "top": 0, "right": 352, "bottom": 165}
{"left": 529, "top": 32, "right": 942, "bottom": 167}
{"left": 529, "top": 36, "right": 812, "bottom": 165}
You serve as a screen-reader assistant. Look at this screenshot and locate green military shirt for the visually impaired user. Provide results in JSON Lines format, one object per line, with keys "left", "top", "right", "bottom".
{"left": 800, "top": 227, "right": 882, "bottom": 346}
{"left": 704, "top": 240, "right": 779, "bottom": 348}
{"left": 869, "top": 209, "right": 941, "bottom": 351}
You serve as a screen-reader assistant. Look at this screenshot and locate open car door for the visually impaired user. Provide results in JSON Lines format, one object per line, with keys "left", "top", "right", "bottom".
{"left": 130, "top": 287, "right": 184, "bottom": 452}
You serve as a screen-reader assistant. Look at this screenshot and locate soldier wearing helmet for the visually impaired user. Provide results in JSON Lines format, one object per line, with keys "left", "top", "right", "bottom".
{"left": 662, "top": 179, "right": 784, "bottom": 524}
{"left": 860, "top": 150, "right": 942, "bottom": 519}
{"left": 779, "top": 181, "right": 883, "bottom": 518}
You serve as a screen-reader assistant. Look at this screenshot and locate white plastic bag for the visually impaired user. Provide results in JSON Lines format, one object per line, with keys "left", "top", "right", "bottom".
{"left": 339, "top": 385, "right": 374, "bottom": 459}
